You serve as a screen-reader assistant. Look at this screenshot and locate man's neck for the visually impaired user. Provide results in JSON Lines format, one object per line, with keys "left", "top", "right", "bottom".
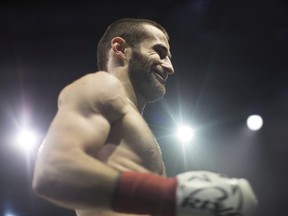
{"left": 124, "top": 85, "right": 147, "bottom": 115}
{"left": 108, "top": 68, "right": 146, "bottom": 114}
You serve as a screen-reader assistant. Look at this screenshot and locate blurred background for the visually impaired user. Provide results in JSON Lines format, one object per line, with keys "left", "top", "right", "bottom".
{"left": 0, "top": 0, "right": 287, "bottom": 215}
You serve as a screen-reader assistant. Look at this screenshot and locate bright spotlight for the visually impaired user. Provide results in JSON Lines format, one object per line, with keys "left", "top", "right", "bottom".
{"left": 16, "top": 128, "right": 38, "bottom": 152}
{"left": 246, "top": 115, "right": 263, "bottom": 131}
{"left": 177, "top": 125, "right": 194, "bottom": 143}
{"left": 5, "top": 212, "right": 16, "bottom": 216}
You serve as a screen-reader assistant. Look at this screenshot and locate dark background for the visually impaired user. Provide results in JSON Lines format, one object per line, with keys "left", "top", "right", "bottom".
{"left": 0, "top": 1, "right": 287, "bottom": 215}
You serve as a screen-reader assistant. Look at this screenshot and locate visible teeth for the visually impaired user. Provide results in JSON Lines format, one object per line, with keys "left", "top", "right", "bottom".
{"left": 153, "top": 71, "right": 166, "bottom": 85}
{"left": 154, "top": 70, "right": 164, "bottom": 80}
{"left": 154, "top": 72, "right": 162, "bottom": 79}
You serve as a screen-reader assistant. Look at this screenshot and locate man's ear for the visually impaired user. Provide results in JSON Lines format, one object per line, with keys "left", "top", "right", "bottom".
{"left": 111, "top": 37, "right": 127, "bottom": 60}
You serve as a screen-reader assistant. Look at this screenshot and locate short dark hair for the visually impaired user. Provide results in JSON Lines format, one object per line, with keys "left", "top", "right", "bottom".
{"left": 97, "top": 18, "right": 169, "bottom": 71}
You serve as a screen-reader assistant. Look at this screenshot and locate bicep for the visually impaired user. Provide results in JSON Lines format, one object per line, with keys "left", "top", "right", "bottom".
{"left": 43, "top": 73, "right": 128, "bottom": 155}
{"left": 44, "top": 108, "right": 111, "bottom": 154}
{"left": 33, "top": 107, "right": 120, "bottom": 209}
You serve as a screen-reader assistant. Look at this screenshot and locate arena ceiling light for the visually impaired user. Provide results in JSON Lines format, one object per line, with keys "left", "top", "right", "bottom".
{"left": 15, "top": 127, "right": 39, "bottom": 153}
{"left": 5, "top": 212, "right": 16, "bottom": 216}
{"left": 246, "top": 115, "right": 263, "bottom": 131}
{"left": 176, "top": 125, "right": 194, "bottom": 143}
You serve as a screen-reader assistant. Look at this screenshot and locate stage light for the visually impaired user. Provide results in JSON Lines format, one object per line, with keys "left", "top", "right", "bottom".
{"left": 176, "top": 125, "right": 194, "bottom": 143}
{"left": 246, "top": 115, "right": 263, "bottom": 131}
{"left": 5, "top": 212, "right": 16, "bottom": 216}
{"left": 16, "top": 128, "right": 38, "bottom": 152}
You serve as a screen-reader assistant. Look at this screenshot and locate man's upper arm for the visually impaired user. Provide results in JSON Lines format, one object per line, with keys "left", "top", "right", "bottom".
{"left": 44, "top": 72, "right": 127, "bottom": 154}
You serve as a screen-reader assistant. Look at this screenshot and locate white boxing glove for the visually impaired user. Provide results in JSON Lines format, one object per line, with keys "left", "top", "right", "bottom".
{"left": 176, "top": 171, "right": 258, "bottom": 216}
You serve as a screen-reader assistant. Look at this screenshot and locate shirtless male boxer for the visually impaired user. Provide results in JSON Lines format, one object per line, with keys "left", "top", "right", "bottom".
{"left": 32, "top": 18, "right": 257, "bottom": 216}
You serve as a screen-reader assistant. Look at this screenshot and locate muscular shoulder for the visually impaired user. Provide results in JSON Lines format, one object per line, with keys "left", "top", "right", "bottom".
{"left": 58, "top": 72, "right": 127, "bottom": 121}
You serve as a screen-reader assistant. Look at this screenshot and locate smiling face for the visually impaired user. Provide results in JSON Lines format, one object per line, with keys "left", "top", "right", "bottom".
{"left": 128, "top": 24, "right": 174, "bottom": 103}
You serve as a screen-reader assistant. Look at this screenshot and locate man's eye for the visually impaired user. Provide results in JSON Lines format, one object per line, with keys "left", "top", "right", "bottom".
{"left": 156, "top": 49, "right": 166, "bottom": 59}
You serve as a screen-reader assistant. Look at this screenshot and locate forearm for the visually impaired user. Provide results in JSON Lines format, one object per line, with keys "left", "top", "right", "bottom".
{"left": 32, "top": 149, "right": 119, "bottom": 210}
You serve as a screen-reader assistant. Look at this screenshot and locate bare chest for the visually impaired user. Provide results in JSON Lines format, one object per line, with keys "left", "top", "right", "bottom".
{"left": 96, "top": 110, "right": 164, "bottom": 174}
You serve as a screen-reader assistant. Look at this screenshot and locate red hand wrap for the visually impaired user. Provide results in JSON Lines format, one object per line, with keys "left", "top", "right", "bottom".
{"left": 112, "top": 172, "right": 177, "bottom": 216}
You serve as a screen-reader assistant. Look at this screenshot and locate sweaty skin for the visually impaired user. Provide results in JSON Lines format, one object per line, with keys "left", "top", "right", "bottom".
{"left": 32, "top": 23, "right": 174, "bottom": 216}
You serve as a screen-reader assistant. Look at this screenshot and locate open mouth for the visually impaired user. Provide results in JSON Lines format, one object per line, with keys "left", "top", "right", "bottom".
{"left": 152, "top": 69, "right": 167, "bottom": 85}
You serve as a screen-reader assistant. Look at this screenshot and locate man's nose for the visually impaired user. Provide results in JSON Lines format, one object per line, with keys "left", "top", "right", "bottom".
{"left": 161, "top": 59, "right": 174, "bottom": 75}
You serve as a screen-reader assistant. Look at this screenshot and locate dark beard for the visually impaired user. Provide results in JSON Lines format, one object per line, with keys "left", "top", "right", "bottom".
{"left": 128, "top": 50, "right": 166, "bottom": 103}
